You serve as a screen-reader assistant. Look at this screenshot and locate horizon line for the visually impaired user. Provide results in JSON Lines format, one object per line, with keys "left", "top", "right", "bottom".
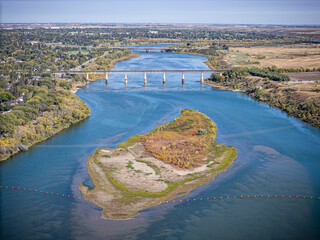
{"left": 1, "top": 22, "right": 320, "bottom": 27}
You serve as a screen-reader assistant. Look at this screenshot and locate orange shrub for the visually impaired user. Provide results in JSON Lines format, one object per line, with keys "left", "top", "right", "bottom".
{"left": 140, "top": 109, "right": 216, "bottom": 169}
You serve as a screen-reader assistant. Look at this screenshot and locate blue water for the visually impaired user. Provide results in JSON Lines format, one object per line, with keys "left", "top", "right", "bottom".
{"left": 1, "top": 46, "right": 320, "bottom": 240}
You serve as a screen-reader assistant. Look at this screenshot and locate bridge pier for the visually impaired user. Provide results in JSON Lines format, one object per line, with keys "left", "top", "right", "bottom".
{"left": 201, "top": 72, "right": 204, "bottom": 83}
{"left": 105, "top": 73, "right": 109, "bottom": 84}
{"left": 86, "top": 73, "right": 89, "bottom": 81}
{"left": 163, "top": 73, "right": 166, "bottom": 84}
{"left": 144, "top": 73, "right": 147, "bottom": 85}
{"left": 125, "top": 73, "right": 127, "bottom": 85}
{"left": 182, "top": 72, "right": 185, "bottom": 84}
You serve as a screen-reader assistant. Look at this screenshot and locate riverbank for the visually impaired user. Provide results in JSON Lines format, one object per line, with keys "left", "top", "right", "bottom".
{"left": 167, "top": 49, "right": 219, "bottom": 70}
{"left": 80, "top": 109, "right": 237, "bottom": 220}
{"left": 0, "top": 90, "right": 91, "bottom": 161}
{"left": 205, "top": 74, "right": 320, "bottom": 129}
{"left": 110, "top": 52, "right": 141, "bottom": 68}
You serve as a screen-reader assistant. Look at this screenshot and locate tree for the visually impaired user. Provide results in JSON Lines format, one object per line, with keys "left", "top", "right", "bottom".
{"left": 10, "top": 84, "right": 19, "bottom": 97}
{"left": 0, "top": 79, "right": 7, "bottom": 89}
{"left": 0, "top": 92, "right": 14, "bottom": 102}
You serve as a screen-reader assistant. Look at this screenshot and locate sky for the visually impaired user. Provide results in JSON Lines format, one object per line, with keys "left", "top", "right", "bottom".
{"left": 0, "top": 0, "right": 320, "bottom": 25}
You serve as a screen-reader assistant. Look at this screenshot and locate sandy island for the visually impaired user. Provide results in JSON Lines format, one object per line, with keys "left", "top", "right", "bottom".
{"left": 79, "top": 109, "right": 237, "bottom": 220}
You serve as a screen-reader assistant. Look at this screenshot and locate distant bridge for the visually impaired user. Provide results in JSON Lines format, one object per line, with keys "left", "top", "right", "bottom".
{"left": 110, "top": 47, "right": 173, "bottom": 52}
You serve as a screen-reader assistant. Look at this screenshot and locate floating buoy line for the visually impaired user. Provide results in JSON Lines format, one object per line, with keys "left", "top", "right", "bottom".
{"left": 1, "top": 186, "right": 319, "bottom": 206}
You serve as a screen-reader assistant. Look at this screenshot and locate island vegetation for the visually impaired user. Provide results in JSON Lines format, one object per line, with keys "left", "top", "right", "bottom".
{"left": 80, "top": 109, "right": 237, "bottom": 220}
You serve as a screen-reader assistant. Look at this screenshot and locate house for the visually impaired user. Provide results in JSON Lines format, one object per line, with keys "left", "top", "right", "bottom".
{"left": 16, "top": 96, "right": 24, "bottom": 103}
{"left": 8, "top": 96, "right": 24, "bottom": 105}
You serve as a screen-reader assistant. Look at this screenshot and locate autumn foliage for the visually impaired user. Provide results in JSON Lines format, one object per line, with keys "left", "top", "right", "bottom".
{"left": 140, "top": 109, "right": 216, "bottom": 169}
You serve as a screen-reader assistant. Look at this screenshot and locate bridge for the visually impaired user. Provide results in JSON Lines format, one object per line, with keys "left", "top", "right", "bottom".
{"left": 52, "top": 69, "right": 226, "bottom": 85}
{"left": 53, "top": 69, "right": 223, "bottom": 74}
{"left": 109, "top": 47, "right": 173, "bottom": 52}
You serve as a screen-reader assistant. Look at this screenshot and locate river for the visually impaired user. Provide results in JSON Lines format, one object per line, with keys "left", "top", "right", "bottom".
{"left": 1, "top": 45, "right": 320, "bottom": 240}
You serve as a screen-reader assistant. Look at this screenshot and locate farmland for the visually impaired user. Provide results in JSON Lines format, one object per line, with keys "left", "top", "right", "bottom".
{"left": 226, "top": 47, "right": 320, "bottom": 69}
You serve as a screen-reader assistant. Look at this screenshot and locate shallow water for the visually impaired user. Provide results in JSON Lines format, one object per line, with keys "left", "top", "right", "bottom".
{"left": 1, "top": 46, "right": 320, "bottom": 240}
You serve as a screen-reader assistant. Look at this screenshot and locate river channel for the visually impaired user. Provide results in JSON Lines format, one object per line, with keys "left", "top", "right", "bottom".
{"left": 1, "top": 45, "right": 320, "bottom": 240}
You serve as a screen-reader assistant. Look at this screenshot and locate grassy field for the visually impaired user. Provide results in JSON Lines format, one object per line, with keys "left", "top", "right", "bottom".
{"left": 227, "top": 47, "right": 320, "bottom": 69}
{"left": 224, "top": 50, "right": 251, "bottom": 67}
{"left": 68, "top": 50, "right": 90, "bottom": 55}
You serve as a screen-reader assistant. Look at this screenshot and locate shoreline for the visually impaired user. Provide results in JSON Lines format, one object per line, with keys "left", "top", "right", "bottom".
{"left": 0, "top": 92, "right": 90, "bottom": 161}
{"left": 204, "top": 79, "right": 320, "bottom": 129}
{"left": 166, "top": 49, "right": 221, "bottom": 71}
{"left": 80, "top": 146, "right": 237, "bottom": 220}
{"left": 0, "top": 113, "right": 89, "bottom": 162}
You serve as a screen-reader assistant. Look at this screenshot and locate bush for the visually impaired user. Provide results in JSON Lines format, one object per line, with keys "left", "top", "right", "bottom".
{"left": 248, "top": 67, "right": 290, "bottom": 81}
{"left": 208, "top": 67, "right": 290, "bottom": 82}
{"left": 0, "top": 92, "right": 14, "bottom": 103}
{"left": 59, "top": 81, "right": 72, "bottom": 90}
{"left": 198, "top": 129, "right": 207, "bottom": 135}
{"left": 0, "top": 103, "right": 12, "bottom": 111}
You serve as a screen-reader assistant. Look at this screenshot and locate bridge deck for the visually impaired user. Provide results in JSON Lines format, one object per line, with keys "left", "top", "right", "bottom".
{"left": 110, "top": 47, "right": 169, "bottom": 50}
{"left": 53, "top": 69, "right": 225, "bottom": 74}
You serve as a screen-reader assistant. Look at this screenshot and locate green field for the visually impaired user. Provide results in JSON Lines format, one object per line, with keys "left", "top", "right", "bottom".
{"left": 68, "top": 50, "right": 90, "bottom": 55}
{"left": 227, "top": 50, "right": 251, "bottom": 67}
